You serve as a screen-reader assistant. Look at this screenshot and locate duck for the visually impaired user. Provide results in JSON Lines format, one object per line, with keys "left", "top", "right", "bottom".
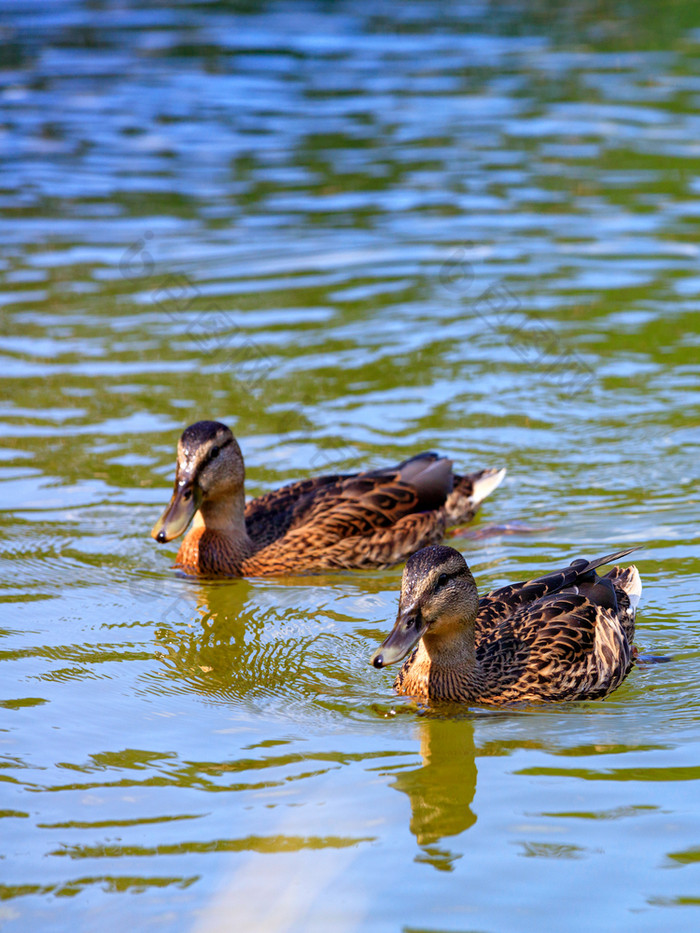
{"left": 151, "top": 420, "right": 506, "bottom": 577}
{"left": 371, "top": 544, "right": 642, "bottom": 704}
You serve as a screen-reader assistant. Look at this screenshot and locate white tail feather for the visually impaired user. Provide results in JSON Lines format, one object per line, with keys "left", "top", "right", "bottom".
{"left": 623, "top": 565, "right": 642, "bottom": 614}
{"left": 470, "top": 467, "right": 507, "bottom": 506}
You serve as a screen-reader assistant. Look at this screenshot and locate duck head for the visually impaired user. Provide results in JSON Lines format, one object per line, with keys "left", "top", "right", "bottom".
{"left": 151, "top": 420, "right": 244, "bottom": 543}
{"left": 371, "top": 545, "right": 479, "bottom": 669}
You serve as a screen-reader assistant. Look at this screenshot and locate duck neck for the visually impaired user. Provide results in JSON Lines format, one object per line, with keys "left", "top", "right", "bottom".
{"left": 413, "top": 621, "right": 487, "bottom": 700}
{"left": 197, "top": 486, "right": 254, "bottom": 556}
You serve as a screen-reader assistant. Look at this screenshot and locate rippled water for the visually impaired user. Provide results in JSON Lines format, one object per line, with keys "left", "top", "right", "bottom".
{"left": 1, "top": 1, "right": 700, "bottom": 930}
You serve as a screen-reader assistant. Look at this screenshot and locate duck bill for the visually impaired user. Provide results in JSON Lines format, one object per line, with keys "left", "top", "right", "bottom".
{"left": 151, "top": 480, "right": 201, "bottom": 543}
{"left": 371, "top": 605, "right": 426, "bottom": 669}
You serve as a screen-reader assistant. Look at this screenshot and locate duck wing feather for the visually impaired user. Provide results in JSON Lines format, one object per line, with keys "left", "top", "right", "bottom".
{"left": 478, "top": 591, "right": 634, "bottom": 703}
{"left": 477, "top": 547, "right": 640, "bottom": 634}
{"left": 244, "top": 453, "right": 454, "bottom": 553}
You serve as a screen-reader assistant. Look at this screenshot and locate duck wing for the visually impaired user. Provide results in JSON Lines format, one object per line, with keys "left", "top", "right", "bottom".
{"left": 477, "top": 547, "right": 640, "bottom": 634}
{"left": 244, "top": 473, "right": 350, "bottom": 549}
{"left": 294, "top": 453, "right": 452, "bottom": 532}
{"left": 244, "top": 453, "right": 455, "bottom": 571}
{"left": 478, "top": 590, "right": 635, "bottom": 703}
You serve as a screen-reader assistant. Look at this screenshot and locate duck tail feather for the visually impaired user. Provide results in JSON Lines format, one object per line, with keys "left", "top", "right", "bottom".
{"left": 469, "top": 467, "right": 507, "bottom": 506}
{"left": 607, "top": 564, "right": 642, "bottom": 613}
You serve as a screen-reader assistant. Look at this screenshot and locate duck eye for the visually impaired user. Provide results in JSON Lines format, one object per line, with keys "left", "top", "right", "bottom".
{"left": 210, "top": 446, "right": 220, "bottom": 459}
{"left": 437, "top": 573, "right": 449, "bottom": 588}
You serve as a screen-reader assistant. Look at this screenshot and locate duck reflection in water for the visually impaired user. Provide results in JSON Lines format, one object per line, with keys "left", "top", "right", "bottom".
{"left": 391, "top": 716, "right": 477, "bottom": 871}
{"left": 153, "top": 573, "right": 371, "bottom": 702}
{"left": 154, "top": 578, "right": 321, "bottom": 701}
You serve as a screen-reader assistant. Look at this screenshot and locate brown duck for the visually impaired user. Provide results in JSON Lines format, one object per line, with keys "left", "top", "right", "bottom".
{"left": 151, "top": 421, "right": 506, "bottom": 576}
{"left": 372, "top": 544, "right": 642, "bottom": 704}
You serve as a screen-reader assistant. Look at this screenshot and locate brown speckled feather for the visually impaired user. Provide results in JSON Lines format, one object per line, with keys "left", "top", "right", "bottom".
{"left": 239, "top": 470, "right": 451, "bottom": 574}
{"left": 243, "top": 474, "right": 350, "bottom": 549}
{"left": 472, "top": 591, "right": 634, "bottom": 703}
